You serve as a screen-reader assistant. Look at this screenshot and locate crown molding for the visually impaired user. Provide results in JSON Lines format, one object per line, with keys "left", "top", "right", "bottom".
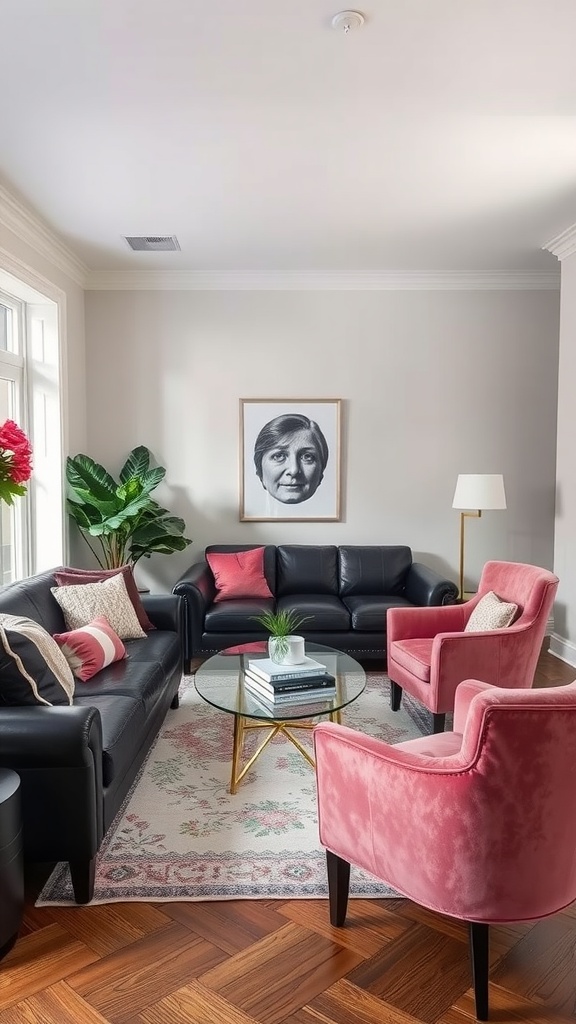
{"left": 85, "top": 268, "right": 560, "bottom": 291}
{"left": 543, "top": 223, "right": 576, "bottom": 261}
{"left": 0, "top": 183, "right": 88, "bottom": 287}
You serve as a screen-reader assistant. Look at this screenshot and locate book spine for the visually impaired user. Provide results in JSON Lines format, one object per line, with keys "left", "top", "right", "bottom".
{"left": 247, "top": 663, "right": 324, "bottom": 683}
{"left": 245, "top": 685, "right": 336, "bottom": 706}
{"left": 245, "top": 670, "right": 335, "bottom": 693}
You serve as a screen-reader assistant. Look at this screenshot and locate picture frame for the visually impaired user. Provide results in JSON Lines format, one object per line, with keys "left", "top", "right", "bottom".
{"left": 240, "top": 398, "right": 342, "bottom": 522}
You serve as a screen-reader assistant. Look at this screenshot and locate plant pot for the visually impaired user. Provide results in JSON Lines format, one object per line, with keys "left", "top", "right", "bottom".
{"left": 268, "top": 635, "right": 306, "bottom": 666}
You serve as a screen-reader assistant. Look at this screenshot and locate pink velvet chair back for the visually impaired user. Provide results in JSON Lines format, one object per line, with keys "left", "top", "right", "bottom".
{"left": 461, "top": 560, "right": 559, "bottom": 692}
{"left": 383, "top": 683, "right": 576, "bottom": 923}
{"left": 315, "top": 681, "right": 576, "bottom": 925}
{"left": 446, "top": 683, "right": 576, "bottom": 923}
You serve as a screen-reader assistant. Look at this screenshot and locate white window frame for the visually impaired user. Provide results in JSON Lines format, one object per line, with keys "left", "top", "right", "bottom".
{"left": 0, "top": 289, "right": 29, "bottom": 581}
{"left": 0, "top": 266, "right": 65, "bottom": 582}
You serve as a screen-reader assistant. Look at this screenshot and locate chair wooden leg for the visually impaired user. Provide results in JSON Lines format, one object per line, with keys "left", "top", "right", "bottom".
{"left": 69, "top": 855, "right": 97, "bottom": 904}
{"left": 432, "top": 713, "right": 446, "bottom": 733}
{"left": 326, "top": 850, "right": 350, "bottom": 927}
{"left": 390, "top": 681, "right": 403, "bottom": 711}
{"left": 469, "top": 921, "right": 489, "bottom": 1021}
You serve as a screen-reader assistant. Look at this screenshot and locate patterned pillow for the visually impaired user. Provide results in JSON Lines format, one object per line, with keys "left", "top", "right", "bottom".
{"left": 53, "top": 615, "right": 127, "bottom": 681}
{"left": 0, "top": 613, "right": 75, "bottom": 706}
{"left": 53, "top": 565, "right": 155, "bottom": 632}
{"left": 51, "top": 572, "right": 146, "bottom": 640}
{"left": 465, "top": 591, "right": 518, "bottom": 632}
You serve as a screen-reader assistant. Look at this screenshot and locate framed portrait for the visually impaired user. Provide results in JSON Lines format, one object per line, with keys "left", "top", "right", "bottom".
{"left": 240, "top": 398, "right": 342, "bottom": 522}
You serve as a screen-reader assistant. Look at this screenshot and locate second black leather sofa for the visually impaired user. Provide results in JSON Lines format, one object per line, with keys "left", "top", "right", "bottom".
{"left": 174, "top": 544, "right": 458, "bottom": 665}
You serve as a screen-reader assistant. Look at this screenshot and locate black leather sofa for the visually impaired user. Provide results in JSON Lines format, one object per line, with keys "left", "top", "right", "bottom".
{"left": 0, "top": 569, "right": 185, "bottom": 904}
{"left": 173, "top": 544, "right": 458, "bottom": 665}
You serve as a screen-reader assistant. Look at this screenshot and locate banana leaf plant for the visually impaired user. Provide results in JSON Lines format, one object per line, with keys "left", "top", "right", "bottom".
{"left": 66, "top": 445, "right": 191, "bottom": 569}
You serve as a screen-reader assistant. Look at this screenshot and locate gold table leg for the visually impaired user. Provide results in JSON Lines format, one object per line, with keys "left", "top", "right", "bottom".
{"left": 229, "top": 716, "right": 331, "bottom": 793}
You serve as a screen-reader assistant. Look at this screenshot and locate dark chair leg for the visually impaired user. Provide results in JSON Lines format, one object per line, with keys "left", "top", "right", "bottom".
{"left": 469, "top": 922, "right": 489, "bottom": 1021}
{"left": 69, "top": 855, "right": 97, "bottom": 904}
{"left": 170, "top": 692, "right": 180, "bottom": 709}
{"left": 390, "top": 681, "right": 403, "bottom": 712}
{"left": 432, "top": 713, "right": 446, "bottom": 734}
{"left": 326, "top": 850, "right": 351, "bottom": 927}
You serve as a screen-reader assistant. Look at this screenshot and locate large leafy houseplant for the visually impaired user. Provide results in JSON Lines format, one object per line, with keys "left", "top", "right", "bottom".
{"left": 66, "top": 445, "right": 191, "bottom": 569}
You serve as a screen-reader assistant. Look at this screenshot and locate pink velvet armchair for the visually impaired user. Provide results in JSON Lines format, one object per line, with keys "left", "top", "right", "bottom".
{"left": 314, "top": 679, "right": 576, "bottom": 1021}
{"left": 387, "top": 560, "right": 559, "bottom": 733}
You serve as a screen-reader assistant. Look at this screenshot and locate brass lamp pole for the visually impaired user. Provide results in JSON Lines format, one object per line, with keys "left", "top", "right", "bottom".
{"left": 452, "top": 475, "right": 507, "bottom": 600}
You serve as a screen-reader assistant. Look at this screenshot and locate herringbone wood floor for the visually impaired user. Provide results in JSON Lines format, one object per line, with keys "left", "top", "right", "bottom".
{"left": 2, "top": 647, "right": 576, "bottom": 1024}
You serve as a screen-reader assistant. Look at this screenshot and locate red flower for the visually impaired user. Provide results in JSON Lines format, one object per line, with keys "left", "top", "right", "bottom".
{"left": 0, "top": 420, "right": 33, "bottom": 504}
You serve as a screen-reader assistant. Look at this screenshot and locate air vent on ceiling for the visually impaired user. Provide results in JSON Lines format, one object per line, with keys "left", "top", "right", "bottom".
{"left": 124, "top": 235, "right": 181, "bottom": 252}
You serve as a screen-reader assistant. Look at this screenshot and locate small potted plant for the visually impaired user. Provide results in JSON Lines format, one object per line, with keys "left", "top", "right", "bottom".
{"left": 253, "top": 608, "right": 311, "bottom": 665}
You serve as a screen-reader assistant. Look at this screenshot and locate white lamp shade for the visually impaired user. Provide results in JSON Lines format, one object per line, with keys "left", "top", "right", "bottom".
{"left": 452, "top": 474, "right": 506, "bottom": 511}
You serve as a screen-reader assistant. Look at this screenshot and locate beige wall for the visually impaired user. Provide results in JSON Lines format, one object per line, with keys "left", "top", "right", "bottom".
{"left": 552, "top": 256, "right": 576, "bottom": 665}
{"left": 85, "top": 288, "right": 560, "bottom": 594}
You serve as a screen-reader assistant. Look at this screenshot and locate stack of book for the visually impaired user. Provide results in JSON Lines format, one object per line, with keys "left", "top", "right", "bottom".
{"left": 244, "top": 654, "right": 336, "bottom": 710}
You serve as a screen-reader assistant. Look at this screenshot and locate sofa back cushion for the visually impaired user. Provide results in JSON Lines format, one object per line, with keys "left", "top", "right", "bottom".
{"left": 339, "top": 546, "right": 413, "bottom": 597}
{"left": 0, "top": 569, "right": 66, "bottom": 635}
{"left": 277, "top": 545, "right": 338, "bottom": 596}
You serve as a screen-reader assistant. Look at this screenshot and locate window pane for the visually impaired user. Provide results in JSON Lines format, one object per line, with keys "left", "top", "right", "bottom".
{"left": 0, "top": 304, "right": 11, "bottom": 353}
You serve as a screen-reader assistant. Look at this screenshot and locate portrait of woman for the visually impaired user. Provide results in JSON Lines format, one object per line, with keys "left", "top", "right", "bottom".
{"left": 240, "top": 400, "right": 341, "bottom": 521}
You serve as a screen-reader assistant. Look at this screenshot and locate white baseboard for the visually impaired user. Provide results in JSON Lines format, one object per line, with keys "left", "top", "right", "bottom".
{"left": 548, "top": 633, "right": 576, "bottom": 669}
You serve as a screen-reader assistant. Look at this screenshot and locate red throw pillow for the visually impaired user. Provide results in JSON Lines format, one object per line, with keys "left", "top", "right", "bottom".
{"left": 53, "top": 565, "right": 155, "bottom": 632}
{"left": 206, "top": 547, "right": 273, "bottom": 603}
{"left": 53, "top": 615, "right": 127, "bottom": 682}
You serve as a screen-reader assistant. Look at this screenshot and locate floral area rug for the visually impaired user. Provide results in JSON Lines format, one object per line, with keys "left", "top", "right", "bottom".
{"left": 37, "top": 673, "right": 430, "bottom": 905}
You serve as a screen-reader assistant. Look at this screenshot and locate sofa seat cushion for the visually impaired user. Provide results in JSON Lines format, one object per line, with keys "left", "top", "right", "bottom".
{"left": 73, "top": 694, "right": 146, "bottom": 787}
{"left": 123, "top": 631, "right": 181, "bottom": 677}
{"left": 74, "top": 658, "right": 167, "bottom": 717}
{"left": 276, "top": 595, "right": 350, "bottom": 631}
{"left": 343, "top": 595, "right": 414, "bottom": 632}
{"left": 390, "top": 638, "right": 433, "bottom": 683}
{"left": 205, "top": 598, "right": 275, "bottom": 634}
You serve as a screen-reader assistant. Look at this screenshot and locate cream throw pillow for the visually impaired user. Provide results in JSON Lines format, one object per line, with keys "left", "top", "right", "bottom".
{"left": 51, "top": 572, "right": 146, "bottom": 640}
{"left": 465, "top": 590, "right": 518, "bottom": 632}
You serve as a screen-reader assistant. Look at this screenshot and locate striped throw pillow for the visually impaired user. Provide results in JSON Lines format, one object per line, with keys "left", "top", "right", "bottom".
{"left": 0, "top": 614, "right": 75, "bottom": 706}
{"left": 54, "top": 615, "right": 127, "bottom": 681}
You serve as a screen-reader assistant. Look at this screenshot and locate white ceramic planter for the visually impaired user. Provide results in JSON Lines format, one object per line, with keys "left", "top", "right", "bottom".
{"left": 268, "top": 635, "right": 306, "bottom": 666}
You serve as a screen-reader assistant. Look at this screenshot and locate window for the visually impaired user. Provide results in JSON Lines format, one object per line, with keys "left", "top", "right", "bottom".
{"left": 0, "top": 275, "right": 63, "bottom": 583}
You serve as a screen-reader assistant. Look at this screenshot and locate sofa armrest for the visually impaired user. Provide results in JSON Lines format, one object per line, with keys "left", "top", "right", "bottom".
{"left": 0, "top": 705, "right": 102, "bottom": 767}
{"left": 388, "top": 603, "right": 468, "bottom": 644}
{"left": 404, "top": 562, "right": 459, "bottom": 607}
{"left": 0, "top": 705, "right": 104, "bottom": 862}
{"left": 141, "top": 592, "right": 183, "bottom": 632}
{"left": 173, "top": 560, "right": 216, "bottom": 661}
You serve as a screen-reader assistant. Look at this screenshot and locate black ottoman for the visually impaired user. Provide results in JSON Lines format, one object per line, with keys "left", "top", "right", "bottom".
{"left": 0, "top": 769, "right": 24, "bottom": 960}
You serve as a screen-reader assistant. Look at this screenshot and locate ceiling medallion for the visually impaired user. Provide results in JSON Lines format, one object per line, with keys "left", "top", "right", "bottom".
{"left": 331, "top": 10, "right": 365, "bottom": 33}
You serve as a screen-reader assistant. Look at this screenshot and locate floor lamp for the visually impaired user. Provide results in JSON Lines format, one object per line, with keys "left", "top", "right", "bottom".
{"left": 452, "top": 474, "right": 507, "bottom": 599}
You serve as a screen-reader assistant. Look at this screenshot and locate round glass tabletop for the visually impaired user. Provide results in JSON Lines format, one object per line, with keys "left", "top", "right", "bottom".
{"left": 194, "top": 642, "right": 366, "bottom": 722}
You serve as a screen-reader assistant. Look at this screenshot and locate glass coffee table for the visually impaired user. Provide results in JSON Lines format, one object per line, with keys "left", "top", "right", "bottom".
{"left": 195, "top": 643, "right": 366, "bottom": 793}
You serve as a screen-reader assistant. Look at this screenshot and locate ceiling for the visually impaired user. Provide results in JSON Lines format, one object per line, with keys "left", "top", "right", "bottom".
{"left": 1, "top": 0, "right": 576, "bottom": 279}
